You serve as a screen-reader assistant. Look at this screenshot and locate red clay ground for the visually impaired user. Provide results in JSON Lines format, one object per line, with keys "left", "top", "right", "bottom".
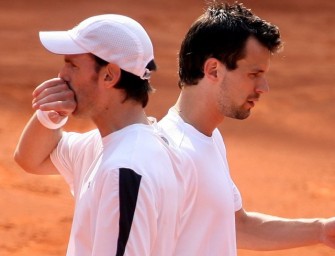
{"left": 0, "top": 0, "right": 334, "bottom": 255}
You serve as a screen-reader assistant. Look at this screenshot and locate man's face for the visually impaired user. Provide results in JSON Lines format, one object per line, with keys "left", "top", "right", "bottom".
{"left": 218, "top": 37, "right": 271, "bottom": 119}
{"left": 59, "top": 53, "right": 102, "bottom": 117}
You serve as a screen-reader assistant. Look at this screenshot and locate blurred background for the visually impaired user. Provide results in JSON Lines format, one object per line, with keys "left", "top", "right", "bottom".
{"left": 0, "top": 0, "right": 334, "bottom": 255}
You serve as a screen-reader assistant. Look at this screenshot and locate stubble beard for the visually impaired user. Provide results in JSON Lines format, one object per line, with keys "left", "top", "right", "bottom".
{"left": 225, "top": 105, "right": 251, "bottom": 120}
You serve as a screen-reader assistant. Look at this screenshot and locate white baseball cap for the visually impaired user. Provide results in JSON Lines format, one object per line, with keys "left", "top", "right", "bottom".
{"left": 39, "top": 14, "right": 154, "bottom": 79}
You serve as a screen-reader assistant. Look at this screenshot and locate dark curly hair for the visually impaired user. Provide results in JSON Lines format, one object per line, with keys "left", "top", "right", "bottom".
{"left": 178, "top": 1, "right": 282, "bottom": 88}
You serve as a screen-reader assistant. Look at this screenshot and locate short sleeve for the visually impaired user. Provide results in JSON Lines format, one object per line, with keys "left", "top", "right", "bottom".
{"left": 50, "top": 130, "right": 102, "bottom": 196}
{"left": 232, "top": 181, "right": 242, "bottom": 211}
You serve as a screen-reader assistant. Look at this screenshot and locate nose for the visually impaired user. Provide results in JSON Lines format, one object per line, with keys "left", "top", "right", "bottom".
{"left": 255, "top": 77, "right": 269, "bottom": 94}
{"left": 58, "top": 65, "right": 69, "bottom": 81}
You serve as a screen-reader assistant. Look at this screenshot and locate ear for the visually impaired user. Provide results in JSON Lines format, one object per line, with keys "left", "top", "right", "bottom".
{"left": 104, "top": 63, "right": 121, "bottom": 88}
{"left": 203, "top": 58, "right": 225, "bottom": 82}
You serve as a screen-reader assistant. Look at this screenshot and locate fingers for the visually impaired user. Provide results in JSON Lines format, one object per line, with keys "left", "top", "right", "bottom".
{"left": 33, "top": 87, "right": 74, "bottom": 108}
{"left": 32, "top": 78, "right": 77, "bottom": 116}
{"left": 33, "top": 78, "right": 65, "bottom": 97}
{"left": 35, "top": 100, "right": 77, "bottom": 116}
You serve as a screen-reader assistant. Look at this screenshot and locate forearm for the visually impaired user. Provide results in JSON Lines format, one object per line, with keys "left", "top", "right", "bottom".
{"left": 236, "top": 209, "right": 324, "bottom": 250}
{"left": 15, "top": 78, "right": 76, "bottom": 175}
{"left": 14, "top": 112, "right": 62, "bottom": 174}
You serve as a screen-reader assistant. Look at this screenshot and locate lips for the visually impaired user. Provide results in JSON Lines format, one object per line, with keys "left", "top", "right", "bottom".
{"left": 247, "top": 94, "right": 260, "bottom": 107}
{"left": 247, "top": 97, "right": 260, "bottom": 108}
{"left": 247, "top": 100, "right": 255, "bottom": 108}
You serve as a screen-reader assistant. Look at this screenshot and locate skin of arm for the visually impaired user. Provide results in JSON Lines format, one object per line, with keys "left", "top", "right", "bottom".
{"left": 14, "top": 78, "right": 76, "bottom": 175}
{"left": 236, "top": 208, "right": 335, "bottom": 250}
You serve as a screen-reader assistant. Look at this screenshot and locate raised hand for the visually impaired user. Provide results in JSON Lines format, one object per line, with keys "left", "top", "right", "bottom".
{"left": 32, "top": 78, "right": 77, "bottom": 123}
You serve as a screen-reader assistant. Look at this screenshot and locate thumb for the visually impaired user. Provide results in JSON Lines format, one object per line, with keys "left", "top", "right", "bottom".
{"left": 48, "top": 111, "right": 67, "bottom": 124}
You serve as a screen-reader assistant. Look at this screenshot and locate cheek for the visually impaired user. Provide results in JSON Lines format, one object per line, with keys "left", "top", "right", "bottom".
{"left": 72, "top": 77, "right": 96, "bottom": 100}
{"left": 74, "top": 69, "right": 99, "bottom": 87}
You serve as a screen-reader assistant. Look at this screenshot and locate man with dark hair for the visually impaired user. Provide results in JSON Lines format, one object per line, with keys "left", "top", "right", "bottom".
{"left": 159, "top": 2, "right": 335, "bottom": 255}
{"left": 14, "top": 14, "right": 182, "bottom": 256}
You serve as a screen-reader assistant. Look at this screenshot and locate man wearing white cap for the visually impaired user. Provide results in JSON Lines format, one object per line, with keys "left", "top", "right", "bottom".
{"left": 14, "top": 14, "right": 184, "bottom": 256}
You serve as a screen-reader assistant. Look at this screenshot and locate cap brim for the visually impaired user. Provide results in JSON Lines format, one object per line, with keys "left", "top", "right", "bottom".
{"left": 39, "top": 31, "right": 88, "bottom": 54}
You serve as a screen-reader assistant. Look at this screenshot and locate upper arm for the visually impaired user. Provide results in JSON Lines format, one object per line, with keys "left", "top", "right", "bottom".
{"left": 23, "top": 155, "right": 60, "bottom": 175}
{"left": 235, "top": 207, "right": 248, "bottom": 228}
{"left": 14, "top": 147, "right": 59, "bottom": 175}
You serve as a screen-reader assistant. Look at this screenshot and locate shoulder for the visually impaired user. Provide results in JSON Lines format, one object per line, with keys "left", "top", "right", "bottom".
{"left": 62, "top": 129, "right": 100, "bottom": 144}
{"left": 158, "top": 109, "right": 186, "bottom": 148}
{"left": 212, "top": 128, "right": 226, "bottom": 151}
{"left": 101, "top": 125, "right": 173, "bottom": 173}
{"left": 56, "top": 129, "right": 101, "bottom": 155}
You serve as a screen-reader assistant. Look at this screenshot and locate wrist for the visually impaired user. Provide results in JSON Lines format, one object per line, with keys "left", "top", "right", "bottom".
{"left": 318, "top": 218, "right": 327, "bottom": 244}
{"left": 36, "top": 109, "right": 68, "bottom": 129}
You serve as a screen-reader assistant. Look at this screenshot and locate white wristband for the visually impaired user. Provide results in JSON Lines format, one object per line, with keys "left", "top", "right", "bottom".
{"left": 36, "top": 109, "right": 68, "bottom": 130}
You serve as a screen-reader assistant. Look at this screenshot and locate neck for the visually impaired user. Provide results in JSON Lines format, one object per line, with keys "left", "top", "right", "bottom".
{"left": 174, "top": 89, "right": 224, "bottom": 137}
{"left": 93, "top": 103, "right": 149, "bottom": 137}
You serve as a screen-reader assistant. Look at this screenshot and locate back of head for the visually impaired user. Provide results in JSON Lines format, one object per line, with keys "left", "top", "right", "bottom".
{"left": 178, "top": 1, "right": 282, "bottom": 88}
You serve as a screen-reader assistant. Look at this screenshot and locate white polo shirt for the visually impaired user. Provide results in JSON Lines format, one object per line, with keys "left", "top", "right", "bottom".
{"left": 159, "top": 108, "right": 243, "bottom": 256}
{"left": 51, "top": 124, "right": 181, "bottom": 256}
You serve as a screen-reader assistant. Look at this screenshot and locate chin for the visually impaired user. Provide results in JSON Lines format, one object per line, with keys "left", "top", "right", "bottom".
{"left": 233, "top": 111, "right": 251, "bottom": 120}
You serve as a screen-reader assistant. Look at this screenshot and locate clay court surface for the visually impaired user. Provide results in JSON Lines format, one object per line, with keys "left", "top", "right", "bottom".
{"left": 0, "top": 0, "right": 334, "bottom": 255}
